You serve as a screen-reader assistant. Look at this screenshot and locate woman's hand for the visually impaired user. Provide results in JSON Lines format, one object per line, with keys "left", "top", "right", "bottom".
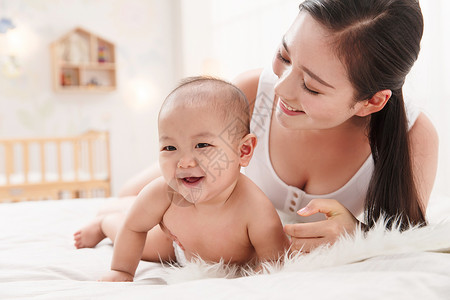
{"left": 99, "top": 270, "right": 134, "bottom": 282}
{"left": 283, "top": 199, "right": 359, "bottom": 253}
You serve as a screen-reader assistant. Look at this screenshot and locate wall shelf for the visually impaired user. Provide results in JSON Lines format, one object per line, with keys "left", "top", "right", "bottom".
{"left": 51, "top": 27, "right": 116, "bottom": 92}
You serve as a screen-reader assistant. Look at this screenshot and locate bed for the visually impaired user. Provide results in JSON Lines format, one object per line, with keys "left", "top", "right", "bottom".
{"left": 1, "top": 193, "right": 449, "bottom": 299}
{"left": 0, "top": 131, "right": 111, "bottom": 202}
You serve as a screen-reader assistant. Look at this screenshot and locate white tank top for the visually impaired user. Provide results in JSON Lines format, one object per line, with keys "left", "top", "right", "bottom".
{"left": 243, "top": 67, "right": 420, "bottom": 223}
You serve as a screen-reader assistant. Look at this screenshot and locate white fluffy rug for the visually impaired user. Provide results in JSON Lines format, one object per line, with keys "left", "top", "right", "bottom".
{"left": 163, "top": 218, "right": 450, "bottom": 284}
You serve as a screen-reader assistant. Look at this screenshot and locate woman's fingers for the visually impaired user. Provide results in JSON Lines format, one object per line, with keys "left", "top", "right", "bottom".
{"left": 284, "top": 221, "right": 326, "bottom": 239}
{"left": 290, "top": 237, "right": 327, "bottom": 253}
{"left": 284, "top": 198, "right": 360, "bottom": 252}
{"left": 297, "top": 198, "right": 347, "bottom": 219}
{"left": 284, "top": 222, "right": 340, "bottom": 242}
{"left": 285, "top": 222, "right": 341, "bottom": 252}
{"left": 284, "top": 222, "right": 328, "bottom": 253}
{"left": 298, "top": 198, "right": 358, "bottom": 232}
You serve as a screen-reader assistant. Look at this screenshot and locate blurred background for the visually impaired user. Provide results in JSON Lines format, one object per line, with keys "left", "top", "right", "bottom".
{"left": 0, "top": 0, "right": 448, "bottom": 197}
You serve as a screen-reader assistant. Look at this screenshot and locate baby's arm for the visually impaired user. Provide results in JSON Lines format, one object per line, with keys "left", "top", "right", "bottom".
{"left": 247, "top": 192, "right": 290, "bottom": 265}
{"left": 100, "top": 177, "right": 171, "bottom": 282}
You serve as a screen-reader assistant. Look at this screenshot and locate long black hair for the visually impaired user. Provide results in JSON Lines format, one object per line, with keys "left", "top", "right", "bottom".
{"left": 299, "top": 0, "right": 426, "bottom": 229}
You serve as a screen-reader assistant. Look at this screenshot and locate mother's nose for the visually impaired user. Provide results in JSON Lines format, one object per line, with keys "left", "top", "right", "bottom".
{"left": 274, "top": 69, "right": 298, "bottom": 101}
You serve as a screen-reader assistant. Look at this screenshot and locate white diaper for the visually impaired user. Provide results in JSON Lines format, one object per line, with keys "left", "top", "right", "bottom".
{"left": 173, "top": 241, "right": 188, "bottom": 267}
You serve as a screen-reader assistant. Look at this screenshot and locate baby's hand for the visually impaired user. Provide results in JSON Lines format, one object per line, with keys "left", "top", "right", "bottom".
{"left": 99, "top": 270, "right": 134, "bottom": 282}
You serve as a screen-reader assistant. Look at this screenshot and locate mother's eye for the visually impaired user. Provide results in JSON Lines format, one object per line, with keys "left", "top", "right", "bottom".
{"left": 276, "top": 50, "right": 290, "bottom": 64}
{"left": 302, "top": 82, "right": 319, "bottom": 95}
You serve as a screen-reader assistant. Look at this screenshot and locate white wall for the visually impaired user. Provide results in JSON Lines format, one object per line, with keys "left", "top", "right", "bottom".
{"left": 0, "top": 0, "right": 183, "bottom": 194}
{"left": 179, "top": 0, "right": 300, "bottom": 79}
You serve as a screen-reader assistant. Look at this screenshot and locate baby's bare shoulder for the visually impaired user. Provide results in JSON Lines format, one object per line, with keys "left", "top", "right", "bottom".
{"left": 137, "top": 176, "right": 172, "bottom": 206}
{"left": 235, "top": 174, "right": 277, "bottom": 216}
{"left": 237, "top": 174, "right": 273, "bottom": 204}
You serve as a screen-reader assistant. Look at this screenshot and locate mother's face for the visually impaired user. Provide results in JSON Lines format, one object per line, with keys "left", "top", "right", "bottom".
{"left": 272, "top": 12, "right": 367, "bottom": 131}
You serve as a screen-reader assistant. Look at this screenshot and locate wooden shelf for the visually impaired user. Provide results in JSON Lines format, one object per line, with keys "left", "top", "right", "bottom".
{"left": 51, "top": 27, "right": 117, "bottom": 92}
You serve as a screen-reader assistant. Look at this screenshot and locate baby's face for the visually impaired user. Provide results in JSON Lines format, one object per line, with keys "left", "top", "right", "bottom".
{"left": 158, "top": 101, "right": 243, "bottom": 204}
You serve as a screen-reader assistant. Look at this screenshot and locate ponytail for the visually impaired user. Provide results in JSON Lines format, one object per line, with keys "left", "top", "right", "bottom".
{"left": 365, "top": 90, "right": 426, "bottom": 229}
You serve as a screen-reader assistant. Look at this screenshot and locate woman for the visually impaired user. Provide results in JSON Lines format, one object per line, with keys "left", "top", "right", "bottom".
{"left": 236, "top": 0, "right": 438, "bottom": 252}
{"left": 77, "top": 0, "right": 438, "bottom": 254}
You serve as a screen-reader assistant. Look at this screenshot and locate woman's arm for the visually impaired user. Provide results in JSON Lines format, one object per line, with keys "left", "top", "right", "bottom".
{"left": 118, "top": 162, "right": 162, "bottom": 197}
{"left": 409, "top": 112, "right": 439, "bottom": 210}
{"left": 232, "top": 68, "right": 262, "bottom": 119}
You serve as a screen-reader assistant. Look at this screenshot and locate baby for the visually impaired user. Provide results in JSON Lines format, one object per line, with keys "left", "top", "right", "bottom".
{"left": 79, "top": 77, "right": 289, "bottom": 282}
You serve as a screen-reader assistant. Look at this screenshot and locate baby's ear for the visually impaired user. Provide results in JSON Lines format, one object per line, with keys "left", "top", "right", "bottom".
{"left": 238, "top": 133, "right": 257, "bottom": 167}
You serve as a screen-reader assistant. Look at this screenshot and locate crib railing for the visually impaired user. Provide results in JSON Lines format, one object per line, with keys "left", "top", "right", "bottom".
{"left": 0, "top": 131, "right": 111, "bottom": 202}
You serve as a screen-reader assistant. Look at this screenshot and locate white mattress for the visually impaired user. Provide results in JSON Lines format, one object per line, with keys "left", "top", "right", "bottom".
{"left": 0, "top": 195, "right": 449, "bottom": 299}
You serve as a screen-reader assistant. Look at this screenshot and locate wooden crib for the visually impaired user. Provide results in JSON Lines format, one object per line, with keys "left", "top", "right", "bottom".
{"left": 0, "top": 131, "right": 111, "bottom": 202}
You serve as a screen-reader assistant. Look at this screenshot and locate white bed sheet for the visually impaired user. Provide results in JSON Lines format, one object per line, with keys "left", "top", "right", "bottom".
{"left": 0, "top": 171, "right": 109, "bottom": 185}
{"left": 1, "top": 196, "right": 449, "bottom": 300}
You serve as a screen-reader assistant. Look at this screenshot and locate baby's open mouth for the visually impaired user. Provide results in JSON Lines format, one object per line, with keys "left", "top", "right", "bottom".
{"left": 178, "top": 176, "right": 205, "bottom": 188}
{"left": 182, "top": 177, "right": 203, "bottom": 184}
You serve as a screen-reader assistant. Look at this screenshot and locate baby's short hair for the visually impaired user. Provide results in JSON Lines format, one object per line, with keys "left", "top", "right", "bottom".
{"left": 160, "top": 76, "right": 250, "bottom": 136}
